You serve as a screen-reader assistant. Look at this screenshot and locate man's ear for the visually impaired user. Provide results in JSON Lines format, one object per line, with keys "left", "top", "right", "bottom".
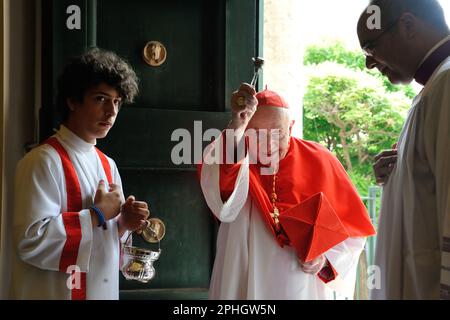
{"left": 399, "top": 12, "right": 418, "bottom": 39}
{"left": 67, "top": 98, "right": 77, "bottom": 112}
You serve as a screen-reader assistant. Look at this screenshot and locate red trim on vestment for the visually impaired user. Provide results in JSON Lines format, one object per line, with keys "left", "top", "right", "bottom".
{"left": 45, "top": 137, "right": 86, "bottom": 300}
{"left": 95, "top": 148, "right": 112, "bottom": 184}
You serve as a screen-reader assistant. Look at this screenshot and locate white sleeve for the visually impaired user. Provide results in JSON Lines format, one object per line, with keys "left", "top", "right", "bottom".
{"left": 200, "top": 138, "right": 250, "bottom": 223}
{"left": 324, "top": 237, "right": 366, "bottom": 297}
{"left": 14, "top": 148, "right": 93, "bottom": 273}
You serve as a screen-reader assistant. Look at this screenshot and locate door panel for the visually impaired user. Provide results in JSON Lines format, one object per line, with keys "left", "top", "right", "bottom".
{"left": 101, "top": 109, "right": 230, "bottom": 168}
{"left": 118, "top": 169, "right": 213, "bottom": 290}
{"left": 97, "top": 0, "right": 221, "bottom": 111}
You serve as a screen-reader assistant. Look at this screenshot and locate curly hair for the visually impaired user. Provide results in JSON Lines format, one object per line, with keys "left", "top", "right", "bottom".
{"left": 56, "top": 47, "right": 139, "bottom": 121}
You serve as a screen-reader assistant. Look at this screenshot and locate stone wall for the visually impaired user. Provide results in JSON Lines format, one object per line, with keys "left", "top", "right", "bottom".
{"left": 263, "top": 0, "right": 304, "bottom": 137}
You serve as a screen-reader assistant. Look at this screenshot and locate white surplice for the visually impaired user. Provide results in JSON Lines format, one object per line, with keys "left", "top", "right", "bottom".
{"left": 200, "top": 140, "right": 366, "bottom": 300}
{"left": 371, "top": 57, "right": 450, "bottom": 300}
{"left": 5, "top": 125, "right": 128, "bottom": 300}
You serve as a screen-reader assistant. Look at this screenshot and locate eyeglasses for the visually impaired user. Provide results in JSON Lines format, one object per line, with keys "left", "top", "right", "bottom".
{"left": 362, "top": 18, "right": 400, "bottom": 57}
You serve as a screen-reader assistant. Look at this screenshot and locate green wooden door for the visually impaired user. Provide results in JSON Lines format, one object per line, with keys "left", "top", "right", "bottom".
{"left": 41, "top": 0, "right": 263, "bottom": 300}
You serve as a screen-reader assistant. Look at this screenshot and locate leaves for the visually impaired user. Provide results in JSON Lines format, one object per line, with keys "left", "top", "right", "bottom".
{"left": 304, "top": 41, "right": 416, "bottom": 99}
{"left": 302, "top": 42, "right": 415, "bottom": 195}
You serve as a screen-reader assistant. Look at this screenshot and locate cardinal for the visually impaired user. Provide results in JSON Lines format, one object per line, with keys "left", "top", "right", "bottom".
{"left": 198, "top": 84, "right": 376, "bottom": 300}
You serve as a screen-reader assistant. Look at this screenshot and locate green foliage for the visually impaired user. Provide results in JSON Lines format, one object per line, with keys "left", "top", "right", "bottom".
{"left": 304, "top": 41, "right": 416, "bottom": 100}
{"left": 302, "top": 42, "right": 415, "bottom": 196}
{"left": 304, "top": 41, "right": 366, "bottom": 70}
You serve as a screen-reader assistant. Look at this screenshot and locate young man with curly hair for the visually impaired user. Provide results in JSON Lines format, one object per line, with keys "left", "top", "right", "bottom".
{"left": 6, "top": 48, "right": 148, "bottom": 300}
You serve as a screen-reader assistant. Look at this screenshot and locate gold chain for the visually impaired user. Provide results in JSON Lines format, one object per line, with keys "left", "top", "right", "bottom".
{"left": 270, "top": 174, "right": 280, "bottom": 230}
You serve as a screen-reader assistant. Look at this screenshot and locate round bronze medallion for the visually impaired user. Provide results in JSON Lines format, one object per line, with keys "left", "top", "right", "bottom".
{"left": 143, "top": 41, "right": 167, "bottom": 67}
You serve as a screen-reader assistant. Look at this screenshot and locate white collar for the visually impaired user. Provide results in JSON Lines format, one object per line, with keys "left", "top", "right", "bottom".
{"left": 56, "top": 125, "right": 96, "bottom": 153}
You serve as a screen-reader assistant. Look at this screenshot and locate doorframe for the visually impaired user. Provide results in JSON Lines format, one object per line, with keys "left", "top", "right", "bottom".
{"left": 1, "top": 0, "right": 5, "bottom": 240}
{"left": 0, "top": 0, "right": 39, "bottom": 298}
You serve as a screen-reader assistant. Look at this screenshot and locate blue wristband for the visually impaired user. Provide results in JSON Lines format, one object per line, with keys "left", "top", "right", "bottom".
{"left": 90, "top": 205, "right": 107, "bottom": 230}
